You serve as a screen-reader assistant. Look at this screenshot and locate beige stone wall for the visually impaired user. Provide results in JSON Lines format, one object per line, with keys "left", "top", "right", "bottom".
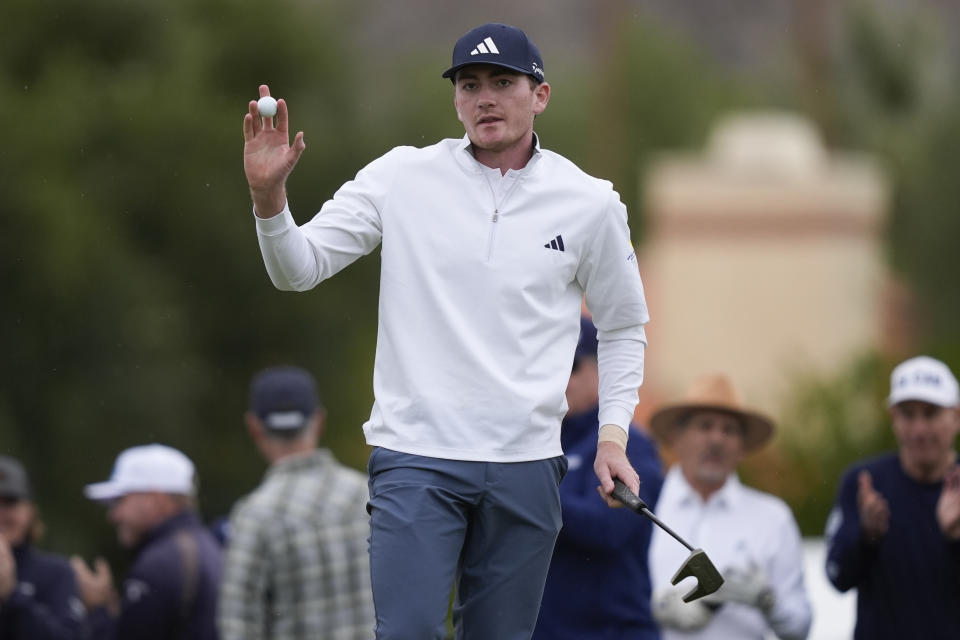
{"left": 638, "top": 112, "right": 889, "bottom": 418}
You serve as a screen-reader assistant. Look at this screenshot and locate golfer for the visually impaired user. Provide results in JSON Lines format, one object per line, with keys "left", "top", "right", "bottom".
{"left": 241, "top": 23, "right": 650, "bottom": 640}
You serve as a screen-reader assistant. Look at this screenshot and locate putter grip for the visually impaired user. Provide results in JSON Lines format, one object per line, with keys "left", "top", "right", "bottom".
{"left": 612, "top": 479, "right": 649, "bottom": 512}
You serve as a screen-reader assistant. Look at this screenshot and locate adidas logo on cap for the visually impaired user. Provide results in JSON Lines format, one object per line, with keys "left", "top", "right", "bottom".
{"left": 470, "top": 37, "right": 500, "bottom": 56}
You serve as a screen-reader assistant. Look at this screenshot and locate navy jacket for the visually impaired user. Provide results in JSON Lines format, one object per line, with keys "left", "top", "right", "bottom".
{"left": 533, "top": 407, "right": 664, "bottom": 640}
{"left": 826, "top": 453, "right": 960, "bottom": 639}
{"left": 87, "top": 510, "right": 223, "bottom": 640}
{"left": 0, "top": 543, "right": 85, "bottom": 640}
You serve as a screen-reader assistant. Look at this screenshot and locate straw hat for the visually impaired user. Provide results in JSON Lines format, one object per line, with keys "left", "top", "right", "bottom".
{"left": 649, "top": 374, "right": 775, "bottom": 452}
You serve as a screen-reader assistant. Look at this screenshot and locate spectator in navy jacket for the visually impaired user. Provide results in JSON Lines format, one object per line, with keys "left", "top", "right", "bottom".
{"left": 825, "top": 356, "right": 960, "bottom": 639}
{"left": 71, "top": 444, "right": 223, "bottom": 640}
{"left": 0, "top": 455, "right": 85, "bottom": 640}
{"left": 533, "top": 315, "right": 664, "bottom": 640}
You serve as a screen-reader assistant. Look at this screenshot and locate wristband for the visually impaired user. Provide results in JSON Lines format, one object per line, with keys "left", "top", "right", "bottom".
{"left": 598, "top": 424, "right": 627, "bottom": 450}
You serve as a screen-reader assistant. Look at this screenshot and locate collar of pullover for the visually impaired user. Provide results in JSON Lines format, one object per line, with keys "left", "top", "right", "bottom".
{"left": 456, "top": 132, "right": 543, "bottom": 175}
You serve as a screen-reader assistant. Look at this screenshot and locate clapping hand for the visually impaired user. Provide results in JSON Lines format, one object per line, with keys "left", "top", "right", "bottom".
{"left": 652, "top": 586, "right": 714, "bottom": 631}
{"left": 937, "top": 465, "right": 960, "bottom": 540}
{"left": 70, "top": 556, "right": 120, "bottom": 615}
{"left": 0, "top": 536, "right": 16, "bottom": 602}
{"left": 857, "top": 470, "right": 890, "bottom": 542}
{"left": 704, "top": 563, "right": 775, "bottom": 613}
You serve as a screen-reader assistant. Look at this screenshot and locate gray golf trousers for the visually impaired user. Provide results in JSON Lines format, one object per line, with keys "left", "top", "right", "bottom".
{"left": 366, "top": 447, "right": 567, "bottom": 640}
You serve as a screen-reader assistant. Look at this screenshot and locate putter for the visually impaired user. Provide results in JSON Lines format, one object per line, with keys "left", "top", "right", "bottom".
{"left": 612, "top": 479, "right": 724, "bottom": 602}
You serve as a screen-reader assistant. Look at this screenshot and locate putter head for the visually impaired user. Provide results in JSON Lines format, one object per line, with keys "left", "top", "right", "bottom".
{"left": 671, "top": 548, "right": 724, "bottom": 602}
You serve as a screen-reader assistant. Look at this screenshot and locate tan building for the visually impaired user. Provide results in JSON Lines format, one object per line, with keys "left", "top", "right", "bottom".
{"left": 638, "top": 111, "right": 890, "bottom": 420}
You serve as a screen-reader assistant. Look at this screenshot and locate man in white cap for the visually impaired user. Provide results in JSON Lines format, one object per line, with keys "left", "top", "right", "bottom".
{"left": 647, "top": 374, "right": 812, "bottom": 640}
{"left": 825, "top": 355, "right": 960, "bottom": 639}
{"left": 71, "top": 444, "right": 223, "bottom": 640}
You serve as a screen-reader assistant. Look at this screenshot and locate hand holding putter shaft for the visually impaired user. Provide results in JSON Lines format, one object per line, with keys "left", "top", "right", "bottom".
{"left": 611, "top": 479, "right": 724, "bottom": 602}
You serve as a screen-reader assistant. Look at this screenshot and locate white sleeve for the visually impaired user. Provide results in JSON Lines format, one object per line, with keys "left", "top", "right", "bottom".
{"left": 577, "top": 189, "right": 650, "bottom": 432}
{"left": 254, "top": 150, "right": 399, "bottom": 291}
{"left": 766, "top": 510, "right": 813, "bottom": 640}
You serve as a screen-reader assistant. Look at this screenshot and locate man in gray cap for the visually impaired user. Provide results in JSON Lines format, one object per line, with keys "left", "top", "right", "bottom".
{"left": 240, "top": 22, "right": 650, "bottom": 639}
{"left": 0, "top": 455, "right": 85, "bottom": 640}
{"left": 218, "top": 365, "right": 373, "bottom": 640}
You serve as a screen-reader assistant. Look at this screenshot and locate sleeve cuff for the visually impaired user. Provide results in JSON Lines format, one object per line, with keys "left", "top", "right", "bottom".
{"left": 598, "top": 407, "right": 634, "bottom": 433}
{"left": 253, "top": 202, "right": 295, "bottom": 236}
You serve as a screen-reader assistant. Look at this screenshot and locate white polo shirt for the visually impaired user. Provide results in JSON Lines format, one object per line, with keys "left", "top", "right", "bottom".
{"left": 650, "top": 465, "right": 812, "bottom": 640}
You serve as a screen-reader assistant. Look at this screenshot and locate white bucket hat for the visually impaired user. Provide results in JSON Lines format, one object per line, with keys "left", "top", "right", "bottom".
{"left": 84, "top": 444, "right": 196, "bottom": 502}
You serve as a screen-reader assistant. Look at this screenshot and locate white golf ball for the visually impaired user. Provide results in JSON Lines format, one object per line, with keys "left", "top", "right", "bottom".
{"left": 257, "top": 96, "right": 278, "bottom": 118}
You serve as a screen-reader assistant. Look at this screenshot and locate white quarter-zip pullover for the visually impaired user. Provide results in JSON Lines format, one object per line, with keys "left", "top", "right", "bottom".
{"left": 255, "top": 135, "right": 649, "bottom": 462}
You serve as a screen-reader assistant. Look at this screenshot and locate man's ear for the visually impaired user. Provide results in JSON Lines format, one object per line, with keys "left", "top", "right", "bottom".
{"left": 245, "top": 411, "right": 265, "bottom": 443}
{"left": 533, "top": 81, "right": 551, "bottom": 115}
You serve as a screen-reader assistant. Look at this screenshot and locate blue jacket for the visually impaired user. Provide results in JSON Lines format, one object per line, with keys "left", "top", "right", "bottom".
{"left": 87, "top": 510, "right": 223, "bottom": 640}
{"left": 0, "top": 543, "right": 85, "bottom": 640}
{"left": 533, "top": 407, "right": 664, "bottom": 640}
{"left": 826, "top": 453, "right": 960, "bottom": 639}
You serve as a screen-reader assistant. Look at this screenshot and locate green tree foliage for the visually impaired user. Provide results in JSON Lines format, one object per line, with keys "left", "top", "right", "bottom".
{"left": 0, "top": 0, "right": 383, "bottom": 556}
{"left": 740, "top": 353, "right": 896, "bottom": 535}
{"left": 573, "top": 17, "right": 755, "bottom": 241}
{"left": 827, "top": 1, "right": 960, "bottom": 356}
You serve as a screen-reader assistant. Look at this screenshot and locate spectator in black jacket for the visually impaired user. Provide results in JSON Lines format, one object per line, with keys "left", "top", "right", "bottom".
{"left": 0, "top": 455, "right": 85, "bottom": 640}
{"left": 71, "top": 444, "right": 223, "bottom": 640}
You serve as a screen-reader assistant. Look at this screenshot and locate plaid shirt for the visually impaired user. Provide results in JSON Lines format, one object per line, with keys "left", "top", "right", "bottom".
{"left": 218, "top": 449, "right": 374, "bottom": 640}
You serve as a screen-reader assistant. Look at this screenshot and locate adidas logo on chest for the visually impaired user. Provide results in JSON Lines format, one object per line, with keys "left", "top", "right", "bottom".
{"left": 544, "top": 235, "right": 565, "bottom": 252}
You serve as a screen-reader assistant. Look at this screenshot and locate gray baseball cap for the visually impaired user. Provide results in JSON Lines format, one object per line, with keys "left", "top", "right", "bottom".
{"left": 0, "top": 456, "right": 31, "bottom": 500}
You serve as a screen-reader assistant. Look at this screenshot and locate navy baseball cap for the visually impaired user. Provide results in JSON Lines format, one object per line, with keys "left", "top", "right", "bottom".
{"left": 442, "top": 23, "right": 545, "bottom": 84}
{"left": 574, "top": 316, "right": 599, "bottom": 364}
{"left": 249, "top": 366, "right": 321, "bottom": 431}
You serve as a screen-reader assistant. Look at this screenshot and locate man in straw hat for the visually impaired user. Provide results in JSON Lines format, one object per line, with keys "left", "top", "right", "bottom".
{"left": 647, "top": 374, "right": 811, "bottom": 639}
{"left": 824, "top": 355, "right": 960, "bottom": 639}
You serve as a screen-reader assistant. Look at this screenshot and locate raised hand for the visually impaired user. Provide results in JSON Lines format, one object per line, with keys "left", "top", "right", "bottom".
{"left": 242, "top": 84, "right": 306, "bottom": 218}
{"left": 936, "top": 464, "right": 960, "bottom": 540}
{"left": 857, "top": 470, "right": 890, "bottom": 542}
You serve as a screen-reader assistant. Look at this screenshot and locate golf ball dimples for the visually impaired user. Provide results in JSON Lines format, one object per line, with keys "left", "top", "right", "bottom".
{"left": 257, "top": 96, "right": 278, "bottom": 117}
